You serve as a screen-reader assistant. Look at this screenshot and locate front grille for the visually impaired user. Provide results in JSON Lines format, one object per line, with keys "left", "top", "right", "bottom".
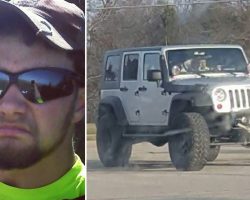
{"left": 229, "top": 88, "right": 250, "bottom": 109}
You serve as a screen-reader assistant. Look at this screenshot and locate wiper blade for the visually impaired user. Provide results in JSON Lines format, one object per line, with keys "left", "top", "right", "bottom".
{"left": 188, "top": 71, "right": 207, "bottom": 78}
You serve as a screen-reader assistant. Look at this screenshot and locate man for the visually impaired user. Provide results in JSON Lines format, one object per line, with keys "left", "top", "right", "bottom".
{"left": 0, "top": 0, "right": 85, "bottom": 199}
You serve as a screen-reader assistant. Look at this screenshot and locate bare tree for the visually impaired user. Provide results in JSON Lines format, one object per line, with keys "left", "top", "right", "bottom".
{"left": 87, "top": 0, "right": 250, "bottom": 122}
{"left": 87, "top": 0, "right": 167, "bottom": 122}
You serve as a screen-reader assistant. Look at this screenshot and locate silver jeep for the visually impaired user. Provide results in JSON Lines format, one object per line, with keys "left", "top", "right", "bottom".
{"left": 96, "top": 44, "right": 250, "bottom": 171}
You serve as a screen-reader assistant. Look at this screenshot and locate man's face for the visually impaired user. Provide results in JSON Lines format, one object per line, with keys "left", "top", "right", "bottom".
{"left": 0, "top": 36, "right": 82, "bottom": 169}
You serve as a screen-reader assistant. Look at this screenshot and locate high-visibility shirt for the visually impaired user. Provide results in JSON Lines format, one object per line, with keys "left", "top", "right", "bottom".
{"left": 0, "top": 154, "right": 85, "bottom": 200}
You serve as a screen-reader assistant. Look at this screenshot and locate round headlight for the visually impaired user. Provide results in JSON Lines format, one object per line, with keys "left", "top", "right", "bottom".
{"left": 214, "top": 88, "right": 227, "bottom": 102}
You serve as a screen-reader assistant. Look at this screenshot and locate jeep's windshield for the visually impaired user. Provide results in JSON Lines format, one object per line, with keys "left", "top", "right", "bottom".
{"left": 166, "top": 48, "right": 247, "bottom": 76}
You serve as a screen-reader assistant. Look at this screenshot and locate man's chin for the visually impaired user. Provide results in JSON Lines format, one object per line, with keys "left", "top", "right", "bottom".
{"left": 0, "top": 143, "right": 42, "bottom": 170}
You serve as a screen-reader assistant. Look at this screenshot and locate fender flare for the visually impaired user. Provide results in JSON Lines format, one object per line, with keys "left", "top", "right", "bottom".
{"left": 171, "top": 92, "right": 213, "bottom": 107}
{"left": 98, "top": 96, "right": 128, "bottom": 126}
{"left": 168, "top": 93, "right": 213, "bottom": 125}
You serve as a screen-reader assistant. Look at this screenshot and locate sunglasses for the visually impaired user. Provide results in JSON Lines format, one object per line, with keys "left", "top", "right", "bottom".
{"left": 0, "top": 67, "right": 84, "bottom": 104}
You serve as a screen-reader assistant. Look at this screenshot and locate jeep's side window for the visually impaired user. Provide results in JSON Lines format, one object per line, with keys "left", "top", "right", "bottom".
{"left": 105, "top": 55, "right": 120, "bottom": 81}
{"left": 143, "top": 53, "right": 160, "bottom": 80}
{"left": 123, "top": 54, "right": 139, "bottom": 80}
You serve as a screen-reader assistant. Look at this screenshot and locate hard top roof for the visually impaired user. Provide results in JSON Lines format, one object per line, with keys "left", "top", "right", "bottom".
{"left": 105, "top": 44, "right": 243, "bottom": 55}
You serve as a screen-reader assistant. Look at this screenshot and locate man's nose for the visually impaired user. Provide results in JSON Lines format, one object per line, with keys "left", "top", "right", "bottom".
{"left": 0, "top": 85, "right": 28, "bottom": 119}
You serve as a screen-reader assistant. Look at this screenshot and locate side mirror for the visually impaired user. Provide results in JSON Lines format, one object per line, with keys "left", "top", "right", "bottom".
{"left": 147, "top": 69, "right": 162, "bottom": 81}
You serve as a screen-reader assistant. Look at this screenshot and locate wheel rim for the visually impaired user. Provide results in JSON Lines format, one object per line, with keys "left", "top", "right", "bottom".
{"left": 173, "top": 133, "right": 192, "bottom": 157}
{"left": 102, "top": 126, "right": 112, "bottom": 154}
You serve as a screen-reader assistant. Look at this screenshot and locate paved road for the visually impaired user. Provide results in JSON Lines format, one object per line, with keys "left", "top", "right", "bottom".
{"left": 87, "top": 140, "right": 250, "bottom": 200}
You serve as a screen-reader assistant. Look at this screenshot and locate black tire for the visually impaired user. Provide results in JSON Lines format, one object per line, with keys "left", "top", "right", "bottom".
{"left": 206, "top": 146, "right": 220, "bottom": 162}
{"left": 150, "top": 138, "right": 168, "bottom": 147}
{"left": 168, "top": 112, "right": 210, "bottom": 171}
{"left": 96, "top": 107, "right": 132, "bottom": 167}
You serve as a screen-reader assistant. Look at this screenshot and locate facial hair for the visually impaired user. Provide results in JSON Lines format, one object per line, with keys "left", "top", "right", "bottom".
{"left": 0, "top": 102, "right": 75, "bottom": 170}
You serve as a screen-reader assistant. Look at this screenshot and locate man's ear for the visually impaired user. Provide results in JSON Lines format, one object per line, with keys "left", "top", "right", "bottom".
{"left": 73, "top": 88, "right": 85, "bottom": 123}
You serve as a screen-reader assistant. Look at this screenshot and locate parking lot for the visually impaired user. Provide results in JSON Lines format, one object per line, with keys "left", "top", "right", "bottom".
{"left": 88, "top": 140, "right": 250, "bottom": 200}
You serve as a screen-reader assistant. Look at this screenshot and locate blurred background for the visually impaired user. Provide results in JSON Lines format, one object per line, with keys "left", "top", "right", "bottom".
{"left": 87, "top": 0, "right": 250, "bottom": 123}
{"left": 66, "top": 0, "right": 85, "bottom": 162}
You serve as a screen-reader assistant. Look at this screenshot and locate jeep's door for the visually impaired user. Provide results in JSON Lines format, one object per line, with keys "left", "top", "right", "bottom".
{"left": 138, "top": 52, "right": 172, "bottom": 125}
{"left": 120, "top": 52, "right": 142, "bottom": 124}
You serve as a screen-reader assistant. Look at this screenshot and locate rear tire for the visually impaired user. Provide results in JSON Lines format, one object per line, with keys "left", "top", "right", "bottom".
{"left": 96, "top": 107, "right": 132, "bottom": 167}
{"left": 169, "top": 112, "right": 209, "bottom": 171}
{"left": 206, "top": 146, "right": 220, "bottom": 162}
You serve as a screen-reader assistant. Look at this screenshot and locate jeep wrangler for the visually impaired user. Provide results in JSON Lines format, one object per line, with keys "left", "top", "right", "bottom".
{"left": 96, "top": 44, "right": 250, "bottom": 171}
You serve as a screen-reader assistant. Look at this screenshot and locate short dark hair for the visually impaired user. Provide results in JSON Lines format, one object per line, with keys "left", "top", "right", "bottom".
{"left": 0, "top": 12, "right": 84, "bottom": 76}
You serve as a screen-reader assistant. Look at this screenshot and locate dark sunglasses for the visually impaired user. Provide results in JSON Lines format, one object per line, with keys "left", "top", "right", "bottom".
{"left": 0, "top": 67, "right": 84, "bottom": 104}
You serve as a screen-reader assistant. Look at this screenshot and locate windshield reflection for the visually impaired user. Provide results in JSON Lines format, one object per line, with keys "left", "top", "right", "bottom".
{"left": 166, "top": 48, "right": 247, "bottom": 76}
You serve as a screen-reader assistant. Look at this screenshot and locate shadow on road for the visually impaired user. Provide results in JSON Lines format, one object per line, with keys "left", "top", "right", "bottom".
{"left": 88, "top": 159, "right": 250, "bottom": 172}
{"left": 87, "top": 160, "right": 175, "bottom": 172}
{"left": 220, "top": 149, "right": 250, "bottom": 154}
{"left": 207, "top": 160, "right": 250, "bottom": 167}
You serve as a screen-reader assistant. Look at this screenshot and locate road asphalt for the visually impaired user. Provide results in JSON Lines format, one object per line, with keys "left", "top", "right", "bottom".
{"left": 87, "top": 140, "right": 250, "bottom": 200}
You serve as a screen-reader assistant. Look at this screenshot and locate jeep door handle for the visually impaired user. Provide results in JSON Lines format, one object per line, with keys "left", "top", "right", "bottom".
{"left": 120, "top": 87, "right": 128, "bottom": 92}
{"left": 138, "top": 86, "right": 147, "bottom": 91}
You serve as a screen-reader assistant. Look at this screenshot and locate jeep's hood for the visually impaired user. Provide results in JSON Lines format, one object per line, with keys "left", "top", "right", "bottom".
{"left": 163, "top": 73, "right": 250, "bottom": 93}
{"left": 171, "top": 74, "right": 250, "bottom": 87}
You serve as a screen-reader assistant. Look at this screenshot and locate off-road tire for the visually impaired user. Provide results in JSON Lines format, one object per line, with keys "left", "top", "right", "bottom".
{"left": 169, "top": 112, "right": 210, "bottom": 171}
{"left": 150, "top": 138, "right": 168, "bottom": 147}
{"left": 206, "top": 146, "right": 220, "bottom": 162}
{"left": 96, "top": 107, "right": 132, "bottom": 167}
